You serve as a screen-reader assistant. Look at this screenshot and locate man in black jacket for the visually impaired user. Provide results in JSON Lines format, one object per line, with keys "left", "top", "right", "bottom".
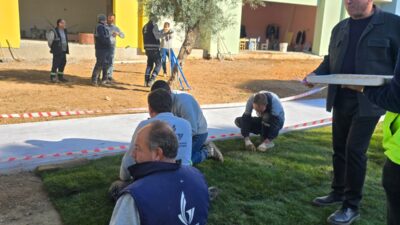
{"left": 91, "top": 14, "right": 112, "bottom": 86}
{"left": 303, "top": 1, "right": 400, "bottom": 224}
{"left": 47, "top": 19, "right": 69, "bottom": 83}
{"left": 142, "top": 18, "right": 171, "bottom": 87}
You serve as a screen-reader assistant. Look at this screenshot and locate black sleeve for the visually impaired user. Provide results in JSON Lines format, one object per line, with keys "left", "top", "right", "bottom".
{"left": 313, "top": 25, "right": 339, "bottom": 75}
{"left": 364, "top": 76, "right": 400, "bottom": 113}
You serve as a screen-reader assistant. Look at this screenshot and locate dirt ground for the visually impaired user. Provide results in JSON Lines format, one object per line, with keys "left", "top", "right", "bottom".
{"left": 0, "top": 173, "right": 62, "bottom": 225}
{"left": 0, "top": 58, "right": 323, "bottom": 124}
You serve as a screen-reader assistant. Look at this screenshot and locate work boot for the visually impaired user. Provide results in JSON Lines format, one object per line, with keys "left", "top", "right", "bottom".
{"left": 327, "top": 207, "right": 360, "bottom": 225}
{"left": 91, "top": 78, "right": 98, "bottom": 86}
{"left": 312, "top": 193, "right": 344, "bottom": 207}
{"left": 108, "top": 77, "right": 115, "bottom": 84}
{"left": 101, "top": 79, "right": 110, "bottom": 86}
{"left": 50, "top": 73, "right": 58, "bottom": 83}
{"left": 144, "top": 76, "right": 150, "bottom": 87}
{"left": 206, "top": 142, "right": 224, "bottom": 162}
{"left": 57, "top": 73, "right": 68, "bottom": 83}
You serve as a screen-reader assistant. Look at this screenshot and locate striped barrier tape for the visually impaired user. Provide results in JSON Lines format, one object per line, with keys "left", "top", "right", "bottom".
{"left": 0, "top": 87, "right": 327, "bottom": 119}
{"left": 0, "top": 117, "right": 332, "bottom": 164}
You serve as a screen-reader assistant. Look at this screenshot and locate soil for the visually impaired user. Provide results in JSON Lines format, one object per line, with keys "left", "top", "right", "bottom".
{"left": 0, "top": 58, "right": 323, "bottom": 125}
{"left": 0, "top": 173, "right": 62, "bottom": 225}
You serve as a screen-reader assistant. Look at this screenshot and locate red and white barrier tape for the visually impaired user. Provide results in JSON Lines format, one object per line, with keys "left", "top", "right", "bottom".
{"left": 0, "top": 87, "right": 326, "bottom": 119}
{"left": 280, "top": 86, "right": 327, "bottom": 102}
{"left": 1, "top": 145, "right": 129, "bottom": 163}
{"left": 0, "top": 117, "right": 332, "bottom": 164}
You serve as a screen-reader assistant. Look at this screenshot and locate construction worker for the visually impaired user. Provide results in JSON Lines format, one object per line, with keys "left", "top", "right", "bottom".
{"left": 47, "top": 19, "right": 69, "bottom": 83}
{"left": 161, "top": 22, "right": 173, "bottom": 77}
{"left": 151, "top": 80, "right": 224, "bottom": 164}
{"left": 142, "top": 18, "right": 172, "bottom": 87}
{"left": 343, "top": 55, "right": 400, "bottom": 225}
{"left": 235, "top": 91, "right": 285, "bottom": 152}
{"left": 91, "top": 14, "right": 112, "bottom": 86}
{"left": 109, "top": 121, "right": 209, "bottom": 225}
{"left": 106, "top": 13, "right": 125, "bottom": 83}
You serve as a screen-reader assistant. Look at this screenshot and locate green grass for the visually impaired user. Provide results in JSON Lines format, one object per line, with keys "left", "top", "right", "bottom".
{"left": 38, "top": 125, "right": 387, "bottom": 225}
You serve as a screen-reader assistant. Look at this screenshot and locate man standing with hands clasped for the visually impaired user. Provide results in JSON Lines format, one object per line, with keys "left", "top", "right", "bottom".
{"left": 303, "top": 1, "right": 400, "bottom": 224}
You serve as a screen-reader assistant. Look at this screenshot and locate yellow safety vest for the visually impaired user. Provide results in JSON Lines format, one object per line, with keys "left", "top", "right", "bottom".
{"left": 383, "top": 112, "right": 400, "bottom": 165}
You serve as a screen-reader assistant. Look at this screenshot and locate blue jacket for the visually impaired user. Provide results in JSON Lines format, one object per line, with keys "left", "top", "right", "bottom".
{"left": 122, "top": 162, "right": 209, "bottom": 225}
{"left": 94, "top": 22, "right": 111, "bottom": 50}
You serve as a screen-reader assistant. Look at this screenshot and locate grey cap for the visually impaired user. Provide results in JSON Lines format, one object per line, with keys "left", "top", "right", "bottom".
{"left": 98, "top": 14, "right": 107, "bottom": 22}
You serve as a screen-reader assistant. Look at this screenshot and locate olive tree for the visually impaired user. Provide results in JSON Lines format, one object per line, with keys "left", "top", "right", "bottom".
{"left": 141, "top": 0, "right": 263, "bottom": 83}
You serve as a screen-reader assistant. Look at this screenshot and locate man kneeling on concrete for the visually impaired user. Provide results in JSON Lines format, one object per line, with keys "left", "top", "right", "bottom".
{"left": 118, "top": 88, "right": 192, "bottom": 182}
{"left": 109, "top": 121, "right": 210, "bottom": 225}
{"left": 235, "top": 91, "right": 285, "bottom": 151}
{"left": 151, "top": 80, "right": 224, "bottom": 164}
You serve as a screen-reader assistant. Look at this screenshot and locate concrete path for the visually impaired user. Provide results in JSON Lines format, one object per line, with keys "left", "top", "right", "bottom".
{"left": 0, "top": 99, "right": 331, "bottom": 173}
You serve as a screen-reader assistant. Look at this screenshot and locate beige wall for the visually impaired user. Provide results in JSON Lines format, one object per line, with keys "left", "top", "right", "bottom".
{"left": 19, "top": 0, "right": 109, "bottom": 38}
{"left": 241, "top": 2, "right": 317, "bottom": 46}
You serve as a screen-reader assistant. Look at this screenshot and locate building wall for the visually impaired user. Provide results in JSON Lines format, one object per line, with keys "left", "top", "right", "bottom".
{"left": 0, "top": 0, "right": 20, "bottom": 48}
{"left": 19, "top": 0, "right": 109, "bottom": 37}
{"left": 241, "top": 3, "right": 317, "bottom": 46}
{"left": 377, "top": 0, "right": 400, "bottom": 14}
{"left": 204, "top": 2, "right": 243, "bottom": 56}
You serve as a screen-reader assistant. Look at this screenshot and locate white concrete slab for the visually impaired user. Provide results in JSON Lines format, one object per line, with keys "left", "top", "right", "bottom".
{"left": 0, "top": 99, "right": 331, "bottom": 172}
{"left": 307, "top": 74, "right": 392, "bottom": 86}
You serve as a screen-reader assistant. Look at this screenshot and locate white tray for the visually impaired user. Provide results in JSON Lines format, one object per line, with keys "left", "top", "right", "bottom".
{"left": 307, "top": 74, "right": 393, "bottom": 86}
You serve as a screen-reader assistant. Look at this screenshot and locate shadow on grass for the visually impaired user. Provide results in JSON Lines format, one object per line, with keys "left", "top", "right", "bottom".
{"left": 236, "top": 79, "right": 327, "bottom": 99}
{"left": 0, "top": 69, "right": 131, "bottom": 90}
{"left": 37, "top": 126, "right": 386, "bottom": 225}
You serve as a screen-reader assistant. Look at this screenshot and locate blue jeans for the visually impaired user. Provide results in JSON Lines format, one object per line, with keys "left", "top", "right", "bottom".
{"left": 92, "top": 49, "right": 111, "bottom": 82}
{"left": 161, "top": 48, "right": 170, "bottom": 74}
{"left": 192, "top": 133, "right": 208, "bottom": 164}
{"left": 107, "top": 47, "right": 116, "bottom": 79}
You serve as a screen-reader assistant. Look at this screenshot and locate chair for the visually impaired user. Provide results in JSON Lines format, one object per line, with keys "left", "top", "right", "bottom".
{"left": 239, "top": 38, "right": 247, "bottom": 50}
{"left": 261, "top": 39, "right": 269, "bottom": 50}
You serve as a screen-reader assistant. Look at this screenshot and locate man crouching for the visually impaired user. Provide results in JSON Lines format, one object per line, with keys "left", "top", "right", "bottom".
{"left": 109, "top": 121, "right": 209, "bottom": 225}
{"left": 235, "top": 91, "right": 285, "bottom": 152}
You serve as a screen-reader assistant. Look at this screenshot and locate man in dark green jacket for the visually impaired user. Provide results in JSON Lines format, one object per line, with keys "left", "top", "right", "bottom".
{"left": 303, "top": 1, "right": 400, "bottom": 225}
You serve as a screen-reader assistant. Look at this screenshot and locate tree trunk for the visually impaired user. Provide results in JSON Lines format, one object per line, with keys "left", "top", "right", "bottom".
{"left": 168, "top": 27, "right": 198, "bottom": 85}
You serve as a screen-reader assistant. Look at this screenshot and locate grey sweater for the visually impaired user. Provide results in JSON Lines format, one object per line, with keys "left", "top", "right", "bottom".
{"left": 106, "top": 24, "right": 125, "bottom": 47}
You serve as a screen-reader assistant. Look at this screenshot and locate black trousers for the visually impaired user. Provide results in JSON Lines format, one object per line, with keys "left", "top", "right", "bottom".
{"left": 92, "top": 49, "right": 110, "bottom": 82}
{"left": 235, "top": 115, "right": 283, "bottom": 140}
{"left": 383, "top": 159, "right": 400, "bottom": 225}
{"left": 331, "top": 106, "right": 380, "bottom": 210}
{"left": 145, "top": 49, "right": 161, "bottom": 81}
{"left": 51, "top": 52, "right": 67, "bottom": 73}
